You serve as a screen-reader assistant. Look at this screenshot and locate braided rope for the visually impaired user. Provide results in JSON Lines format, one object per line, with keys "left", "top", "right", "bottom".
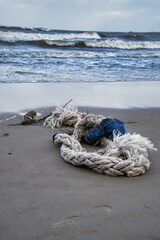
{"left": 44, "top": 107, "right": 156, "bottom": 177}
{"left": 43, "top": 106, "right": 81, "bottom": 128}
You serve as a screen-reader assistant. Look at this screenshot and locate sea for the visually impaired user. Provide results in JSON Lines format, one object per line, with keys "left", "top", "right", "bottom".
{"left": 0, "top": 26, "right": 160, "bottom": 83}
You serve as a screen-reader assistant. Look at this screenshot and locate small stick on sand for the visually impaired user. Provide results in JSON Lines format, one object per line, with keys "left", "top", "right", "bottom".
{"left": 38, "top": 99, "right": 73, "bottom": 122}
{"left": 62, "top": 99, "right": 73, "bottom": 108}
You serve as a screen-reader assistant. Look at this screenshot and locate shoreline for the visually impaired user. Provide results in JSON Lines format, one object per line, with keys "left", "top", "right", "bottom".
{"left": 0, "top": 81, "right": 160, "bottom": 113}
{"left": 1, "top": 105, "right": 160, "bottom": 125}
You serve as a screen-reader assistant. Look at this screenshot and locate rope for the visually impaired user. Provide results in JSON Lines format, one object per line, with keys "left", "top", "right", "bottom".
{"left": 43, "top": 105, "right": 82, "bottom": 128}
{"left": 44, "top": 107, "right": 156, "bottom": 177}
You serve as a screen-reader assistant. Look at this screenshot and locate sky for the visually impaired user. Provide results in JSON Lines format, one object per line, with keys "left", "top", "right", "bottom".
{"left": 0, "top": 0, "right": 160, "bottom": 32}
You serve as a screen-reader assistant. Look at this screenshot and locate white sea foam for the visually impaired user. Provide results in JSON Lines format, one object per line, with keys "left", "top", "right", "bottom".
{"left": 1, "top": 30, "right": 159, "bottom": 50}
{"left": 0, "top": 27, "right": 159, "bottom": 84}
{"left": 85, "top": 39, "right": 160, "bottom": 49}
{"left": 0, "top": 31, "right": 100, "bottom": 43}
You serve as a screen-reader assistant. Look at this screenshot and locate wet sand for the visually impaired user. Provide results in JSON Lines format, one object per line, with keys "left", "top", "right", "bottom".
{"left": 0, "top": 106, "right": 160, "bottom": 240}
{"left": 0, "top": 81, "right": 160, "bottom": 113}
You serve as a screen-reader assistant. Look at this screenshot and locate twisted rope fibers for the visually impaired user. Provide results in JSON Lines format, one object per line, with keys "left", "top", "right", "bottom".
{"left": 44, "top": 107, "right": 156, "bottom": 177}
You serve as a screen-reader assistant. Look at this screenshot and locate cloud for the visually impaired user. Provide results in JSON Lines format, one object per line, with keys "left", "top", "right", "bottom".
{"left": 95, "top": 10, "right": 131, "bottom": 18}
{"left": 0, "top": 0, "right": 160, "bottom": 31}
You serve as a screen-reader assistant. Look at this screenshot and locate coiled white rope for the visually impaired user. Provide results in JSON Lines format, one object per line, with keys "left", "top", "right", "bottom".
{"left": 44, "top": 107, "right": 156, "bottom": 177}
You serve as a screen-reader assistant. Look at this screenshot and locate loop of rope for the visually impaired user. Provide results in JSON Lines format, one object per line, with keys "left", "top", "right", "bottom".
{"left": 44, "top": 107, "right": 156, "bottom": 177}
{"left": 43, "top": 107, "right": 80, "bottom": 128}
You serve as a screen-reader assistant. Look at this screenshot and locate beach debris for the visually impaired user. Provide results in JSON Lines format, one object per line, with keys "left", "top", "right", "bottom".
{"left": 35, "top": 99, "right": 74, "bottom": 124}
{"left": 84, "top": 118, "right": 126, "bottom": 145}
{"left": 1, "top": 132, "right": 9, "bottom": 137}
{"left": 124, "top": 121, "right": 137, "bottom": 124}
{"left": 8, "top": 100, "right": 74, "bottom": 126}
{"left": 21, "top": 111, "right": 38, "bottom": 124}
{"left": 62, "top": 98, "right": 73, "bottom": 108}
{"left": 46, "top": 106, "right": 157, "bottom": 177}
{"left": 43, "top": 99, "right": 84, "bottom": 129}
{"left": 8, "top": 110, "right": 51, "bottom": 126}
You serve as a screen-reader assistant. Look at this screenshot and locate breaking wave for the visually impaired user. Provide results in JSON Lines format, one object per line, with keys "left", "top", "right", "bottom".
{"left": 0, "top": 26, "right": 160, "bottom": 84}
{"left": 0, "top": 26, "right": 160, "bottom": 50}
{"left": 0, "top": 38, "right": 160, "bottom": 50}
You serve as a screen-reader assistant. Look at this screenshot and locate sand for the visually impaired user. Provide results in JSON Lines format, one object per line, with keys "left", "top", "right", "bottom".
{"left": 0, "top": 106, "right": 160, "bottom": 240}
{"left": 1, "top": 81, "right": 160, "bottom": 113}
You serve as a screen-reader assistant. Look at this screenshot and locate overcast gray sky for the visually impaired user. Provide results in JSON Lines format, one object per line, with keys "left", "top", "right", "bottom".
{"left": 0, "top": 0, "right": 160, "bottom": 31}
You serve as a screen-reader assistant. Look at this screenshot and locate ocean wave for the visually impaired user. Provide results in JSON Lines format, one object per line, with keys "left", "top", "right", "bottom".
{"left": 0, "top": 25, "right": 34, "bottom": 32}
{"left": 0, "top": 27, "right": 160, "bottom": 50}
{"left": 98, "top": 31, "right": 160, "bottom": 41}
{"left": 0, "top": 26, "right": 160, "bottom": 84}
{"left": 1, "top": 49, "right": 160, "bottom": 60}
{"left": 0, "top": 29, "right": 100, "bottom": 43}
{"left": 1, "top": 37, "right": 160, "bottom": 50}
{"left": 85, "top": 39, "right": 160, "bottom": 49}
{"left": 1, "top": 26, "right": 160, "bottom": 41}
{"left": 1, "top": 77, "right": 160, "bottom": 84}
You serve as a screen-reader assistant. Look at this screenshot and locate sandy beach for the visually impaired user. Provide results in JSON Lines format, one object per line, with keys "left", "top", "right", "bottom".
{"left": 1, "top": 6, "right": 160, "bottom": 240}
{"left": 0, "top": 106, "right": 160, "bottom": 240}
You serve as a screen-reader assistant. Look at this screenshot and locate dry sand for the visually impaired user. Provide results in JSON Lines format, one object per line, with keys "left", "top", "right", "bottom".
{"left": 0, "top": 106, "right": 160, "bottom": 240}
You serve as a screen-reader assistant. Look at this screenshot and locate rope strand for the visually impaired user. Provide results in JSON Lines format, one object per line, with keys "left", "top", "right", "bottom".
{"left": 44, "top": 107, "right": 156, "bottom": 177}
